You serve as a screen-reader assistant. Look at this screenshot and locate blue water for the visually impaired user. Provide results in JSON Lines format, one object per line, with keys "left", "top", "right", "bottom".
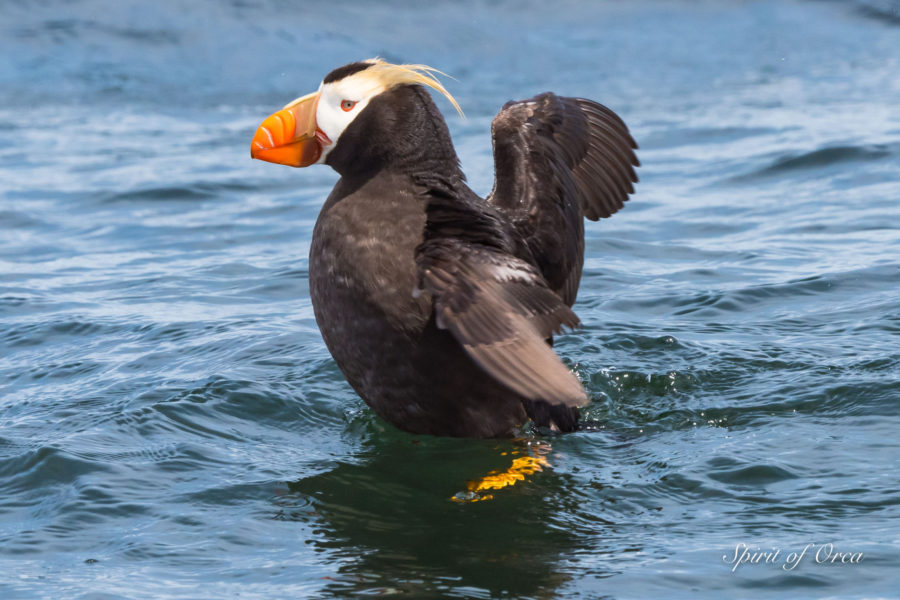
{"left": 2, "top": 1, "right": 899, "bottom": 598}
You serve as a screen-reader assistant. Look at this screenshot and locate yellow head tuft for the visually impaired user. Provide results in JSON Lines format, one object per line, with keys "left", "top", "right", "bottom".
{"left": 361, "top": 58, "right": 464, "bottom": 118}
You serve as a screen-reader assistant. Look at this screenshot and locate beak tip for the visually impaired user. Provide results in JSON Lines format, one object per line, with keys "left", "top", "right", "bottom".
{"left": 251, "top": 92, "right": 322, "bottom": 167}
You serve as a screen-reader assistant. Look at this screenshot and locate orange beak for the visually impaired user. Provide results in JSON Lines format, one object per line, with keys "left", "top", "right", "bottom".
{"left": 251, "top": 92, "right": 325, "bottom": 167}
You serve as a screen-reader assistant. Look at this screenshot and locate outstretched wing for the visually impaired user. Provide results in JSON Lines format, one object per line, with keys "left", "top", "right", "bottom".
{"left": 415, "top": 192, "right": 588, "bottom": 408}
{"left": 487, "top": 93, "right": 639, "bottom": 305}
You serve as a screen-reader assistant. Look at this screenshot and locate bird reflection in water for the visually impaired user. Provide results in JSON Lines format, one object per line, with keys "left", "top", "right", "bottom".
{"left": 278, "top": 434, "right": 589, "bottom": 597}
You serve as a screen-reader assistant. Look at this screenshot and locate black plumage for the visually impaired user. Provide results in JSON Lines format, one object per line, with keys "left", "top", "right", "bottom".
{"left": 308, "top": 81, "right": 638, "bottom": 438}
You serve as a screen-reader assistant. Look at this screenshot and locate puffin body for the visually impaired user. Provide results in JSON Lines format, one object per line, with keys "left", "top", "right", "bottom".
{"left": 252, "top": 60, "right": 639, "bottom": 438}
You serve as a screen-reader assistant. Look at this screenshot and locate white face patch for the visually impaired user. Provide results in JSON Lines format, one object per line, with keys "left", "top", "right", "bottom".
{"left": 315, "top": 70, "right": 387, "bottom": 163}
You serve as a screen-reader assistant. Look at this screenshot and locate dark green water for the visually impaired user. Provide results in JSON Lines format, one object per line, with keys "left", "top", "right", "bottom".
{"left": 1, "top": 1, "right": 899, "bottom": 598}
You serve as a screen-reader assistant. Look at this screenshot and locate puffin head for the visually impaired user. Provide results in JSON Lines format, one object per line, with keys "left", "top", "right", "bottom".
{"left": 250, "top": 58, "right": 461, "bottom": 170}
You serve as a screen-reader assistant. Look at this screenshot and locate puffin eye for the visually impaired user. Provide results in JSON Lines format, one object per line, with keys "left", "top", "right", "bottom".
{"left": 340, "top": 99, "right": 358, "bottom": 112}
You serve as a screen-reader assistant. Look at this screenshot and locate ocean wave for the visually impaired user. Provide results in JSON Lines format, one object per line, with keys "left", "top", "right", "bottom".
{"left": 730, "top": 144, "right": 893, "bottom": 182}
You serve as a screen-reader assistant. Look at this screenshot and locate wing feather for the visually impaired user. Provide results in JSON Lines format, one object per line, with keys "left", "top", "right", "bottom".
{"left": 409, "top": 92, "right": 639, "bottom": 423}
{"left": 416, "top": 238, "right": 587, "bottom": 408}
{"left": 487, "top": 93, "right": 639, "bottom": 302}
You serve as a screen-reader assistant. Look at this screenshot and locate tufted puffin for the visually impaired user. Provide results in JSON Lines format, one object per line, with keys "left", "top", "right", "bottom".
{"left": 251, "top": 59, "right": 638, "bottom": 439}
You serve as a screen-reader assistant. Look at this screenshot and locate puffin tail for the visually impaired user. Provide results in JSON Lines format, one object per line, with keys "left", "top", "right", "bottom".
{"left": 523, "top": 398, "right": 580, "bottom": 434}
